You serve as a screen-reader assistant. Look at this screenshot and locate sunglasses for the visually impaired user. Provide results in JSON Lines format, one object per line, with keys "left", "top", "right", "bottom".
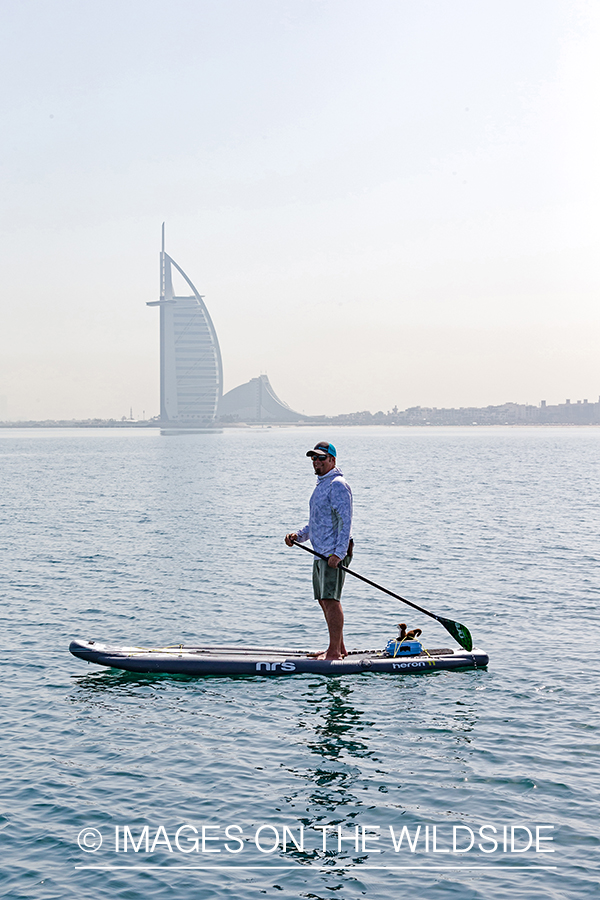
{"left": 311, "top": 454, "right": 328, "bottom": 461}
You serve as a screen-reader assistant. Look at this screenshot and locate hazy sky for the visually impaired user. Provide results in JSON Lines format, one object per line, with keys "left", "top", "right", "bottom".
{"left": 1, "top": 0, "right": 599, "bottom": 419}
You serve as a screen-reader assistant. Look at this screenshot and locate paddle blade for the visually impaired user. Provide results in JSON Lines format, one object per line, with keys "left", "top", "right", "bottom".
{"left": 439, "top": 617, "right": 473, "bottom": 652}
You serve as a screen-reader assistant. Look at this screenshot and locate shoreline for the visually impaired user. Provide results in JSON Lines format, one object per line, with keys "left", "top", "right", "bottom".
{"left": 2, "top": 421, "right": 600, "bottom": 430}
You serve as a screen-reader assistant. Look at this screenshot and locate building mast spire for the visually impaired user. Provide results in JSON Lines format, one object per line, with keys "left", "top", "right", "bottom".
{"left": 160, "top": 223, "right": 166, "bottom": 301}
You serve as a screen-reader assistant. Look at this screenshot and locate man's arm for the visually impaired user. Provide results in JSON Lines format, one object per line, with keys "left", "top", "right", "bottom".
{"left": 285, "top": 524, "right": 309, "bottom": 547}
{"left": 330, "top": 480, "right": 353, "bottom": 560}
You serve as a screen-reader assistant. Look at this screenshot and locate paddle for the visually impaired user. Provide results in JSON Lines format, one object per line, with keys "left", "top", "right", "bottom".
{"left": 292, "top": 540, "right": 473, "bottom": 651}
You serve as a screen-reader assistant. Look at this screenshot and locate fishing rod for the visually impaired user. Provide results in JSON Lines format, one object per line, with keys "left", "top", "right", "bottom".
{"left": 292, "top": 540, "right": 473, "bottom": 651}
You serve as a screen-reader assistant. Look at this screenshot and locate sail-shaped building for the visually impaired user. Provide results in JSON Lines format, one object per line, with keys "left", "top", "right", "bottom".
{"left": 218, "top": 374, "right": 306, "bottom": 423}
{"left": 147, "top": 226, "right": 223, "bottom": 429}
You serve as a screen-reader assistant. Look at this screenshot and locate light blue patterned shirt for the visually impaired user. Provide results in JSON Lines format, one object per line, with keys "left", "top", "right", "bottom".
{"left": 296, "top": 466, "right": 353, "bottom": 559}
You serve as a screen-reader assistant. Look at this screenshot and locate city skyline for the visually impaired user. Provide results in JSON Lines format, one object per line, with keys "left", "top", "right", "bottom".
{"left": 3, "top": 390, "right": 600, "bottom": 427}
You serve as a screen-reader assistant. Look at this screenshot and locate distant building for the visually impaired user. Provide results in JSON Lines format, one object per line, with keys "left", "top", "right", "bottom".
{"left": 147, "top": 226, "right": 223, "bottom": 427}
{"left": 218, "top": 374, "right": 306, "bottom": 423}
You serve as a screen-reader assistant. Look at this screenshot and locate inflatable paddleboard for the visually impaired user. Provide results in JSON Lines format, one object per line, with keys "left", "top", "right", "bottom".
{"left": 69, "top": 638, "right": 488, "bottom": 677}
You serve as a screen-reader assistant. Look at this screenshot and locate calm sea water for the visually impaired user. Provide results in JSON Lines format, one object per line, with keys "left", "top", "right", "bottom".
{"left": 1, "top": 426, "right": 598, "bottom": 899}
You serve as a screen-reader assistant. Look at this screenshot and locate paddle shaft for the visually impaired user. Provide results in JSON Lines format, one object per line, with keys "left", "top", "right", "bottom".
{"left": 291, "top": 539, "right": 472, "bottom": 650}
{"left": 293, "top": 540, "right": 436, "bottom": 618}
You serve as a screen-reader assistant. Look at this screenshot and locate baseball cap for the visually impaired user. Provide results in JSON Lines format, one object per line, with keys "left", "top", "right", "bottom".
{"left": 306, "top": 441, "right": 337, "bottom": 459}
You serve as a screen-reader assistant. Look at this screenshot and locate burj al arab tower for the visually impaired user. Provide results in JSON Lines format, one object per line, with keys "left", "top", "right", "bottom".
{"left": 147, "top": 226, "right": 223, "bottom": 429}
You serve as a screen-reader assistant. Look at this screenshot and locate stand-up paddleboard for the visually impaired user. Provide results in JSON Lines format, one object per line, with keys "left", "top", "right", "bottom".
{"left": 69, "top": 638, "right": 488, "bottom": 677}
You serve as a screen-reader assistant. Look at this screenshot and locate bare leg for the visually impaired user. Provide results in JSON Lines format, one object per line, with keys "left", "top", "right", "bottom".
{"left": 317, "top": 599, "right": 346, "bottom": 659}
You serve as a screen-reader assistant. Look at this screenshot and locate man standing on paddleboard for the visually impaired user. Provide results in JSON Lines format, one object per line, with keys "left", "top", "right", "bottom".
{"left": 285, "top": 442, "right": 353, "bottom": 660}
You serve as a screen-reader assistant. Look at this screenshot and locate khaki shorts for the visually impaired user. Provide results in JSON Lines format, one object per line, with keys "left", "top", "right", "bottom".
{"left": 312, "top": 546, "right": 353, "bottom": 601}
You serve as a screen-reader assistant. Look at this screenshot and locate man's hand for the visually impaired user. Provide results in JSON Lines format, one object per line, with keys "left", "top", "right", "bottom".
{"left": 328, "top": 554, "right": 341, "bottom": 568}
{"left": 284, "top": 533, "right": 297, "bottom": 547}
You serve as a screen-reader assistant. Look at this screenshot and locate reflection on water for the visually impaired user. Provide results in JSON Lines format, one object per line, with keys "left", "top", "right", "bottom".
{"left": 285, "top": 679, "right": 375, "bottom": 830}
{"left": 305, "top": 680, "right": 373, "bottom": 760}
{"left": 283, "top": 674, "right": 483, "bottom": 841}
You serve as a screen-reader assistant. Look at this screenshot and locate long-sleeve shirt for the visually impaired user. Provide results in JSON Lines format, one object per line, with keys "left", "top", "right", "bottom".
{"left": 296, "top": 466, "right": 353, "bottom": 559}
